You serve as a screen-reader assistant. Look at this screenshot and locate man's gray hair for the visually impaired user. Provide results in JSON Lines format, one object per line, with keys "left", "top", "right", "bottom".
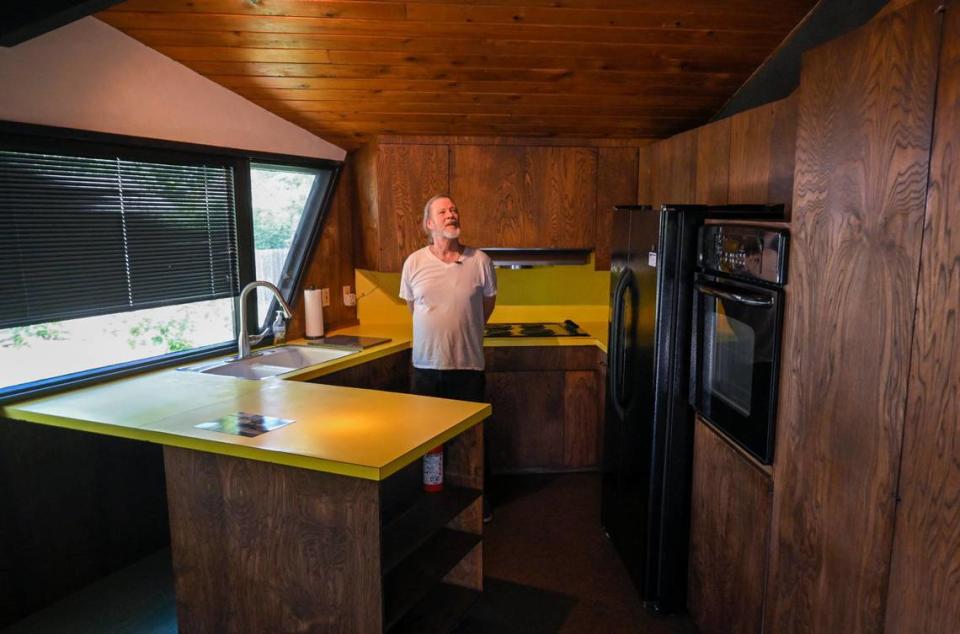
{"left": 422, "top": 193, "right": 455, "bottom": 236}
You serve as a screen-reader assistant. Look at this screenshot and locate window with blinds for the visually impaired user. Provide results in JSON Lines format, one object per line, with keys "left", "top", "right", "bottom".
{"left": 0, "top": 150, "right": 240, "bottom": 328}
{"left": 0, "top": 125, "right": 340, "bottom": 402}
{"left": 0, "top": 146, "right": 244, "bottom": 397}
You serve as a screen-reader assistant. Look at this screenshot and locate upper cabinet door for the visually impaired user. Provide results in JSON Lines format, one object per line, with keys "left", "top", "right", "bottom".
{"left": 650, "top": 128, "right": 698, "bottom": 205}
{"left": 728, "top": 96, "right": 797, "bottom": 214}
{"left": 595, "top": 146, "right": 640, "bottom": 270}
{"left": 695, "top": 118, "right": 731, "bottom": 205}
{"left": 450, "top": 145, "right": 598, "bottom": 248}
{"left": 378, "top": 144, "right": 450, "bottom": 271}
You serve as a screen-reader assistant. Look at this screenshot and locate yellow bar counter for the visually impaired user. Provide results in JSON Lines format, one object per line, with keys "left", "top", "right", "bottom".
{"left": 0, "top": 321, "right": 608, "bottom": 632}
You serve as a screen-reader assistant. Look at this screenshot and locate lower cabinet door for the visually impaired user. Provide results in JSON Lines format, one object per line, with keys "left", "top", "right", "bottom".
{"left": 688, "top": 418, "right": 772, "bottom": 634}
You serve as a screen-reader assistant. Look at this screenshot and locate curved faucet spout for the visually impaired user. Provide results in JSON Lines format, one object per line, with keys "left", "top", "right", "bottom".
{"left": 237, "top": 281, "right": 293, "bottom": 359}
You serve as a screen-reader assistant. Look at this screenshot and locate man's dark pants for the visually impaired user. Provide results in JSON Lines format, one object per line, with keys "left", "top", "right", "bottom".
{"left": 410, "top": 368, "right": 492, "bottom": 516}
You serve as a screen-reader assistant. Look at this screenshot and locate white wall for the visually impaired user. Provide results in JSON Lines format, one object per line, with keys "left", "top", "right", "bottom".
{"left": 0, "top": 18, "right": 345, "bottom": 161}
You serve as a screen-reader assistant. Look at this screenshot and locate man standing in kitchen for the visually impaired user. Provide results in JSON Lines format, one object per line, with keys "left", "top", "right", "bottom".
{"left": 400, "top": 193, "right": 497, "bottom": 521}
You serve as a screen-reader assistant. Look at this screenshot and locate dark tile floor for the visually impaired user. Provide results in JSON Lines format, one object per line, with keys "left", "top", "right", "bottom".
{"left": 3, "top": 473, "right": 696, "bottom": 634}
{"left": 458, "top": 473, "right": 696, "bottom": 634}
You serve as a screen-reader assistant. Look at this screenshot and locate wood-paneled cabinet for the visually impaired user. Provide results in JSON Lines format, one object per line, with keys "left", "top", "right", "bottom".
{"left": 355, "top": 143, "right": 449, "bottom": 272}
{"left": 354, "top": 140, "right": 643, "bottom": 271}
{"left": 727, "top": 96, "right": 797, "bottom": 213}
{"left": 637, "top": 96, "right": 795, "bottom": 219}
{"left": 594, "top": 147, "right": 640, "bottom": 270}
{"left": 650, "top": 128, "right": 699, "bottom": 205}
{"left": 695, "top": 118, "right": 731, "bottom": 205}
{"left": 484, "top": 346, "right": 603, "bottom": 473}
{"left": 450, "top": 145, "right": 598, "bottom": 249}
{"left": 688, "top": 419, "right": 772, "bottom": 634}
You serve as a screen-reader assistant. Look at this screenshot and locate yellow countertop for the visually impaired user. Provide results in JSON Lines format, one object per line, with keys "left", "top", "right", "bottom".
{"left": 2, "top": 320, "right": 608, "bottom": 481}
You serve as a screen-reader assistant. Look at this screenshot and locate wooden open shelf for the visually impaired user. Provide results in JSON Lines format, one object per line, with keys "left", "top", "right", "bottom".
{"left": 382, "top": 486, "right": 482, "bottom": 574}
{"left": 388, "top": 583, "right": 481, "bottom": 634}
{"left": 383, "top": 528, "right": 482, "bottom": 631}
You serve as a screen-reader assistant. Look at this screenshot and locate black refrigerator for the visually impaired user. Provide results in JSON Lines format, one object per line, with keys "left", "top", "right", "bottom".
{"left": 601, "top": 204, "right": 704, "bottom": 614}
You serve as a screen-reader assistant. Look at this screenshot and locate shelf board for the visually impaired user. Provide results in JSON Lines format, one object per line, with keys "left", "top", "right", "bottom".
{"left": 387, "top": 582, "right": 480, "bottom": 634}
{"left": 381, "top": 486, "right": 481, "bottom": 575}
{"left": 383, "top": 528, "right": 482, "bottom": 631}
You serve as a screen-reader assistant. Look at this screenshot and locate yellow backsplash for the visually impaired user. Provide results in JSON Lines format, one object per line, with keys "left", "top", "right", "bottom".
{"left": 355, "top": 259, "right": 611, "bottom": 325}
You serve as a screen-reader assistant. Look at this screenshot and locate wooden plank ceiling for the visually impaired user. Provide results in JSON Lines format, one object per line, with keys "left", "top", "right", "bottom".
{"left": 97, "top": 0, "right": 817, "bottom": 148}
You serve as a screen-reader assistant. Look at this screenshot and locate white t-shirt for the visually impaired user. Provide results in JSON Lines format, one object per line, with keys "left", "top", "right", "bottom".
{"left": 399, "top": 246, "right": 497, "bottom": 370}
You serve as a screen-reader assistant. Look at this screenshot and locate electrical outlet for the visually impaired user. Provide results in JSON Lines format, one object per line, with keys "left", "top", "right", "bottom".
{"left": 343, "top": 285, "right": 357, "bottom": 307}
{"left": 320, "top": 288, "right": 330, "bottom": 307}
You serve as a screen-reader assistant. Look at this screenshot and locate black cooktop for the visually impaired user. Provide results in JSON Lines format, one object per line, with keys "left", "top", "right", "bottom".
{"left": 484, "top": 321, "right": 590, "bottom": 338}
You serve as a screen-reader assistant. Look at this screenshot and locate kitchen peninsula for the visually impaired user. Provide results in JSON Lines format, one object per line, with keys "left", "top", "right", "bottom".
{"left": 2, "top": 336, "right": 489, "bottom": 633}
{"left": 1, "top": 321, "right": 610, "bottom": 632}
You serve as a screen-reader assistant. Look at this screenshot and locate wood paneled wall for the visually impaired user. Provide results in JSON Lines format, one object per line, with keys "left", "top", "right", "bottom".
{"left": 885, "top": 4, "right": 960, "bottom": 630}
{"left": 287, "top": 161, "right": 358, "bottom": 338}
{"left": 765, "top": 3, "right": 941, "bottom": 632}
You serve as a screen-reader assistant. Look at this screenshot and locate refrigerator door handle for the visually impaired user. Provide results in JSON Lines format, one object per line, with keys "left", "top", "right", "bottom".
{"left": 610, "top": 269, "right": 636, "bottom": 419}
{"left": 609, "top": 270, "right": 629, "bottom": 420}
{"left": 694, "top": 282, "right": 774, "bottom": 307}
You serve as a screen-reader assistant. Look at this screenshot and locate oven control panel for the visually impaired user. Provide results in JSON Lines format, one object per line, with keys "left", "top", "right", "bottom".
{"left": 698, "top": 225, "right": 788, "bottom": 285}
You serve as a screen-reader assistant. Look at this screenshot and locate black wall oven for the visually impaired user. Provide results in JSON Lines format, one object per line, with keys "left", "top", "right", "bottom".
{"left": 690, "top": 224, "right": 788, "bottom": 464}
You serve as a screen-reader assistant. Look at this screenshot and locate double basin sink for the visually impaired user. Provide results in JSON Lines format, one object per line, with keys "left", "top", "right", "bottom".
{"left": 181, "top": 345, "right": 358, "bottom": 380}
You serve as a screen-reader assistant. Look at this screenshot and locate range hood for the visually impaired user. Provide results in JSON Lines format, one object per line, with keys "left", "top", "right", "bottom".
{"left": 480, "top": 248, "right": 592, "bottom": 269}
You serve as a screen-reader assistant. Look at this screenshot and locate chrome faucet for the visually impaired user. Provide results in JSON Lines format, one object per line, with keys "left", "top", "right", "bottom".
{"left": 237, "top": 281, "right": 293, "bottom": 360}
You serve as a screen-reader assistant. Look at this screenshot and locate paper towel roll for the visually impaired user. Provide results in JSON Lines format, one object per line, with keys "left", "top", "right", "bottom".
{"left": 304, "top": 288, "right": 324, "bottom": 339}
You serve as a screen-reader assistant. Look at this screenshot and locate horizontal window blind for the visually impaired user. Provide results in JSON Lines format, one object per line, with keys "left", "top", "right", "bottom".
{"left": 0, "top": 150, "right": 240, "bottom": 329}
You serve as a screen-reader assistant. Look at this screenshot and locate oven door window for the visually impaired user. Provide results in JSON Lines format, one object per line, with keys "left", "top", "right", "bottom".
{"left": 693, "top": 275, "right": 783, "bottom": 463}
{"left": 705, "top": 301, "right": 756, "bottom": 417}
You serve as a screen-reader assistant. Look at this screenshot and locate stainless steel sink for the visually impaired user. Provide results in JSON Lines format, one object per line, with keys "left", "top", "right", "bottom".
{"left": 180, "top": 345, "right": 357, "bottom": 380}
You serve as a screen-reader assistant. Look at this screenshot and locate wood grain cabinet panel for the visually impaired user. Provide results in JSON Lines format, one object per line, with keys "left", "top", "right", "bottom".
{"left": 727, "top": 95, "right": 797, "bottom": 213}
{"left": 885, "top": 4, "right": 960, "bottom": 631}
{"left": 765, "top": 2, "right": 941, "bottom": 632}
{"left": 450, "top": 145, "right": 597, "bottom": 249}
{"left": 352, "top": 143, "right": 449, "bottom": 272}
{"left": 450, "top": 145, "right": 528, "bottom": 248}
{"left": 561, "top": 370, "right": 601, "bottom": 468}
{"left": 688, "top": 420, "right": 771, "bottom": 634}
{"left": 595, "top": 146, "right": 639, "bottom": 270}
{"left": 484, "top": 346, "right": 604, "bottom": 473}
{"left": 695, "top": 118, "right": 730, "bottom": 205}
{"left": 378, "top": 144, "right": 450, "bottom": 271}
{"left": 650, "top": 129, "right": 698, "bottom": 205}
{"left": 486, "top": 370, "right": 565, "bottom": 472}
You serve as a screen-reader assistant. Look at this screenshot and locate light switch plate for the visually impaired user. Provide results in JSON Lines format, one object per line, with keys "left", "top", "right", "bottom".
{"left": 320, "top": 288, "right": 330, "bottom": 307}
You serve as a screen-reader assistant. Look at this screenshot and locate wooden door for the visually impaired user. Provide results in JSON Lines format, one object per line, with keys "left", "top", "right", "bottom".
{"left": 765, "top": 2, "right": 941, "bottom": 632}
{"left": 688, "top": 420, "right": 771, "bottom": 634}
{"left": 884, "top": 4, "right": 960, "bottom": 631}
{"left": 378, "top": 143, "right": 449, "bottom": 271}
{"left": 485, "top": 370, "right": 565, "bottom": 471}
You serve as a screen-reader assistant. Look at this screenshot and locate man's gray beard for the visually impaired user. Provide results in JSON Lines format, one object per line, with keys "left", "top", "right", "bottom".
{"left": 441, "top": 227, "right": 461, "bottom": 239}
